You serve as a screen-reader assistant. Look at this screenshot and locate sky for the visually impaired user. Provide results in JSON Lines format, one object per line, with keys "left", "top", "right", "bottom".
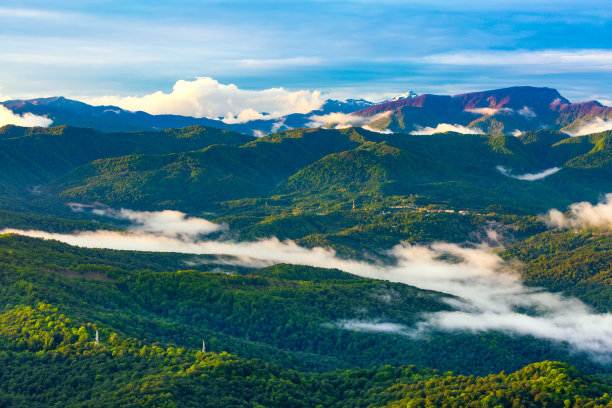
{"left": 1, "top": 0, "right": 611, "bottom": 115}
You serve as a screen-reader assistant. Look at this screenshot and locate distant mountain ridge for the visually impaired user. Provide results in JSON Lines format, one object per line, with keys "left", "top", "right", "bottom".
{"left": 386, "top": 90, "right": 419, "bottom": 102}
{"left": 1, "top": 96, "right": 236, "bottom": 133}
{"left": 355, "top": 86, "right": 612, "bottom": 134}
{"left": 2, "top": 86, "right": 611, "bottom": 136}
{"left": 1, "top": 96, "right": 378, "bottom": 135}
{"left": 1, "top": 123, "right": 609, "bottom": 213}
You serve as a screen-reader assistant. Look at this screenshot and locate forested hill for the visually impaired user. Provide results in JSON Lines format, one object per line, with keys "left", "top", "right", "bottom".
{"left": 35, "top": 126, "right": 612, "bottom": 212}
{"left": 2, "top": 303, "right": 609, "bottom": 407}
{"left": 0, "top": 122, "right": 611, "bottom": 406}
{"left": 0, "top": 232, "right": 610, "bottom": 407}
{"left": 0, "top": 124, "right": 254, "bottom": 186}
{"left": 0, "top": 124, "right": 610, "bottom": 214}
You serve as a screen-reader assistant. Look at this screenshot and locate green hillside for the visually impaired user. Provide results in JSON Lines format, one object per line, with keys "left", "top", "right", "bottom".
{"left": 0, "top": 233, "right": 610, "bottom": 407}
{"left": 281, "top": 142, "right": 453, "bottom": 194}
{"left": 0, "top": 125, "right": 609, "bottom": 214}
{"left": 0, "top": 123, "right": 611, "bottom": 406}
{"left": 53, "top": 127, "right": 364, "bottom": 209}
{"left": 1, "top": 303, "right": 609, "bottom": 407}
{"left": 503, "top": 230, "right": 612, "bottom": 313}
{"left": 0, "top": 125, "right": 254, "bottom": 186}
{"left": 558, "top": 132, "right": 612, "bottom": 170}
{"left": 0, "top": 233, "right": 605, "bottom": 375}
{"left": 23, "top": 127, "right": 604, "bottom": 214}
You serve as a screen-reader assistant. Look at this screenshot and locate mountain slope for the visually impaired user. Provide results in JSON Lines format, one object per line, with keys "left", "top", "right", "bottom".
{"left": 355, "top": 86, "right": 612, "bottom": 134}
{"left": 0, "top": 125, "right": 254, "bottom": 186}
{"left": 1, "top": 96, "right": 376, "bottom": 136}
{"left": 1, "top": 301, "right": 609, "bottom": 407}
{"left": 0, "top": 233, "right": 606, "bottom": 376}
{"left": 52, "top": 128, "right": 366, "bottom": 209}
{"left": 3, "top": 87, "right": 611, "bottom": 136}
{"left": 503, "top": 230, "right": 612, "bottom": 313}
{"left": 39, "top": 127, "right": 612, "bottom": 212}
{"left": 2, "top": 96, "right": 232, "bottom": 132}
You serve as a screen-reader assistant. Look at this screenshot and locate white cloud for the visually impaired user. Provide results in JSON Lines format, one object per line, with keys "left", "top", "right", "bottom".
{"left": 550, "top": 98, "right": 564, "bottom": 108}
{"left": 71, "top": 205, "right": 225, "bottom": 239}
{"left": 518, "top": 106, "right": 537, "bottom": 118}
{"left": 238, "top": 56, "right": 322, "bottom": 69}
{"left": 361, "top": 125, "right": 393, "bottom": 134}
{"left": 422, "top": 309, "right": 612, "bottom": 355}
{"left": 106, "top": 209, "right": 225, "bottom": 238}
{"left": 271, "top": 119, "right": 287, "bottom": 133}
{"left": 423, "top": 49, "right": 612, "bottom": 72}
{"left": 307, "top": 111, "right": 391, "bottom": 129}
{"left": 564, "top": 117, "right": 612, "bottom": 136}
{"left": 88, "top": 77, "right": 325, "bottom": 122}
{"left": 186, "top": 254, "right": 277, "bottom": 269}
{"left": 544, "top": 193, "right": 612, "bottom": 229}
{"left": 466, "top": 107, "right": 502, "bottom": 116}
{"left": 459, "top": 106, "right": 534, "bottom": 123}
{"left": 598, "top": 99, "right": 612, "bottom": 107}
{"left": 511, "top": 129, "right": 525, "bottom": 137}
{"left": 0, "top": 7, "right": 72, "bottom": 20}
{"left": 0, "top": 106, "right": 53, "bottom": 127}
{"left": 222, "top": 108, "right": 268, "bottom": 124}
{"left": 335, "top": 320, "right": 409, "bottom": 334}
{"left": 4, "top": 208, "right": 612, "bottom": 358}
{"left": 410, "top": 123, "right": 483, "bottom": 135}
{"left": 496, "top": 165, "right": 562, "bottom": 181}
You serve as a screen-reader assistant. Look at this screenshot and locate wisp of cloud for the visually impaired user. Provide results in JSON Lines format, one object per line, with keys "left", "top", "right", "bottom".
{"left": 497, "top": 165, "right": 562, "bottom": 181}
{"left": 2, "top": 208, "right": 611, "bottom": 359}
{"left": 307, "top": 111, "right": 391, "bottom": 129}
{"left": 410, "top": 123, "right": 483, "bottom": 135}
{"left": 544, "top": 193, "right": 612, "bottom": 229}
{"left": 564, "top": 117, "right": 612, "bottom": 137}
{"left": 0, "top": 106, "right": 53, "bottom": 127}
{"left": 69, "top": 204, "right": 225, "bottom": 239}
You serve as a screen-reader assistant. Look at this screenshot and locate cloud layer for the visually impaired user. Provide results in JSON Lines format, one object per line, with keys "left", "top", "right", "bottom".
{"left": 95, "top": 207, "right": 225, "bottom": 238}
{"left": 410, "top": 123, "right": 484, "bottom": 135}
{"left": 306, "top": 111, "right": 391, "bottom": 129}
{"left": 0, "top": 106, "right": 53, "bottom": 127}
{"left": 2, "top": 1, "right": 612, "bottom": 106}
{"left": 497, "top": 165, "right": 562, "bottom": 181}
{"left": 88, "top": 77, "right": 324, "bottom": 122}
{"left": 564, "top": 117, "right": 612, "bottom": 136}
{"left": 423, "top": 49, "right": 612, "bottom": 73}
{"left": 544, "top": 193, "right": 612, "bottom": 229}
{"left": 335, "top": 320, "right": 410, "bottom": 334}
{"left": 2, "top": 208, "right": 612, "bottom": 359}
{"left": 361, "top": 125, "right": 393, "bottom": 134}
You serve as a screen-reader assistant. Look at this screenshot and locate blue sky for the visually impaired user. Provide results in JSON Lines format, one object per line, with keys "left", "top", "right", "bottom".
{"left": 1, "top": 0, "right": 611, "bottom": 112}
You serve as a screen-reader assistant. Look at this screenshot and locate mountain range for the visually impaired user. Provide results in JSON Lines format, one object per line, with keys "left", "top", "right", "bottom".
{"left": 355, "top": 86, "right": 612, "bottom": 135}
{"left": 0, "top": 87, "right": 611, "bottom": 406}
{"left": 3, "top": 86, "right": 611, "bottom": 136}
{"left": 0, "top": 122, "right": 610, "bottom": 217}
{"left": 0, "top": 95, "right": 376, "bottom": 135}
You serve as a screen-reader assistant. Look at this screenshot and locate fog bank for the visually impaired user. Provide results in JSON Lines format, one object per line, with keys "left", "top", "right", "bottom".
{"left": 3, "top": 208, "right": 611, "bottom": 359}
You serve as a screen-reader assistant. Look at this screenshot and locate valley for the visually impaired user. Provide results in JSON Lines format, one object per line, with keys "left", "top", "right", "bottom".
{"left": 0, "top": 111, "right": 610, "bottom": 405}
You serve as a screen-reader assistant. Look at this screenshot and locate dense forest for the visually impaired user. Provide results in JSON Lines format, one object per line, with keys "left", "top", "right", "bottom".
{"left": 0, "top": 123, "right": 610, "bottom": 406}
{"left": 0, "top": 233, "right": 610, "bottom": 407}
{"left": 0, "top": 125, "right": 610, "bottom": 214}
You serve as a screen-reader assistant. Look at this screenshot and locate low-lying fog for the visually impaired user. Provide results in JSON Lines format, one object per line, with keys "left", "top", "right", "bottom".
{"left": 3, "top": 197, "right": 612, "bottom": 361}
